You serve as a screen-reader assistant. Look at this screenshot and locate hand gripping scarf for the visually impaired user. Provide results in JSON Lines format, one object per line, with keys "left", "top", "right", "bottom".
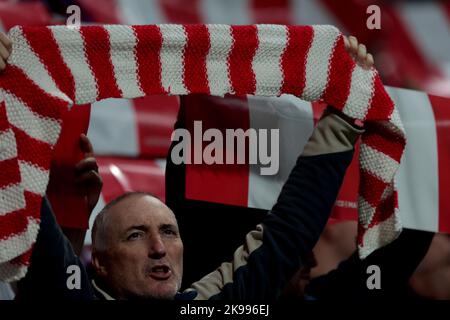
{"left": 0, "top": 24, "right": 405, "bottom": 281}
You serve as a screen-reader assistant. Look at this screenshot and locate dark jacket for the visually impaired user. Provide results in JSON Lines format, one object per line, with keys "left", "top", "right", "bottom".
{"left": 17, "top": 112, "right": 361, "bottom": 300}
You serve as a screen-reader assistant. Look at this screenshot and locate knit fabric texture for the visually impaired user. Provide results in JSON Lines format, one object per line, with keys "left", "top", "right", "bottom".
{"left": 0, "top": 24, "right": 405, "bottom": 281}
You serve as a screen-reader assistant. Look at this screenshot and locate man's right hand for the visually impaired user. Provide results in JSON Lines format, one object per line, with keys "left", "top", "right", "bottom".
{"left": 75, "top": 134, "right": 103, "bottom": 214}
{"left": 0, "top": 32, "right": 12, "bottom": 71}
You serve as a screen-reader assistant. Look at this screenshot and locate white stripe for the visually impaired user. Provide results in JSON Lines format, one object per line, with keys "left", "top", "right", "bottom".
{"left": 201, "top": 0, "right": 251, "bottom": 24}
{"left": 292, "top": 0, "right": 348, "bottom": 33}
{"left": 398, "top": 2, "right": 450, "bottom": 65}
{"left": 104, "top": 25, "right": 144, "bottom": 99}
{"left": 51, "top": 26, "right": 98, "bottom": 104}
{"left": 19, "top": 161, "right": 49, "bottom": 196}
{"left": 358, "top": 211, "right": 402, "bottom": 259}
{"left": 389, "top": 104, "right": 405, "bottom": 134}
{"left": 117, "top": 0, "right": 165, "bottom": 24}
{"left": 0, "top": 129, "right": 17, "bottom": 161}
{"left": 0, "top": 218, "right": 40, "bottom": 265}
{"left": 158, "top": 24, "right": 188, "bottom": 95}
{"left": 7, "top": 27, "right": 71, "bottom": 104}
{"left": 360, "top": 144, "right": 399, "bottom": 183}
{"left": 0, "top": 262, "right": 28, "bottom": 282}
{"left": 387, "top": 87, "right": 439, "bottom": 233}
{"left": 253, "top": 25, "right": 287, "bottom": 96}
{"left": 247, "top": 95, "right": 314, "bottom": 209}
{"left": 4, "top": 92, "right": 61, "bottom": 145}
{"left": 88, "top": 98, "right": 139, "bottom": 157}
{"left": 302, "top": 25, "right": 340, "bottom": 101}
{"left": 342, "top": 67, "right": 376, "bottom": 120}
{"left": 358, "top": 196, "right": 376, "bottom": 228}
{"left": 0, "top": 184, "right": 25, "bottom": 216}
{"left": 205, "top": 24, "right": 233, "bottom": 96}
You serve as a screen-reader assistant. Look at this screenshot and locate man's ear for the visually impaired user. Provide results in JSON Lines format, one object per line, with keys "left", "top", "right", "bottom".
{"left": 91, "top": 250, "right": 107, "bottom": 277}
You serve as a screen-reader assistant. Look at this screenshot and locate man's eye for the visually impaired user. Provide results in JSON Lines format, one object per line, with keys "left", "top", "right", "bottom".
{"left": 163, "top": 229, "right": 177, "bottom": 236}
{"left": 128, "top": 232, "right": 143, "bottom": 240}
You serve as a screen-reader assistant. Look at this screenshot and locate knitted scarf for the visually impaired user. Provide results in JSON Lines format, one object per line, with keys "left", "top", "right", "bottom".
{"left": 0, "top": 24, "right": 405, "bottom": 281}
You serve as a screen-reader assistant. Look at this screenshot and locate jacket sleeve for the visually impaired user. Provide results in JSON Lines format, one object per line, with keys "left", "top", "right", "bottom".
{"left": 187, "top": 112, "right": 363, "bottom": 300}
{"left": 306, "top": 228, "right": 434, "bottom": 300}
{"left": 16, "top": 197, "right": 94, "bottom": 300}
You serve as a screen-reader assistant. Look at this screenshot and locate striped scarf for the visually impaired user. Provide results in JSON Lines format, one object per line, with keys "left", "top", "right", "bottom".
{"left": 0, "top": 24, "right": 405, "bottom": 281}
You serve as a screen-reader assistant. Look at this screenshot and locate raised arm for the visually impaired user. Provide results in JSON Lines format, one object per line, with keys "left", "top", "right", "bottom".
{"left": 186, "top": 36, "right": 371, "bottom": 300}
{"left": 187, "top": 110, "right": 363, "bottom": 300}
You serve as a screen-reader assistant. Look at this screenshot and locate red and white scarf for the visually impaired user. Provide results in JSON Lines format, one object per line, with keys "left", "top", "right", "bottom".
{"left": 0, "top": 24, "right": 405, "bottom": 281}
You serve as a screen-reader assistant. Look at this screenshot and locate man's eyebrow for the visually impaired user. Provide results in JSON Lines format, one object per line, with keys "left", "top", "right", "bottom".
{"left": 160, "top": 224, "right": 178, "bottom": 230}
{"left": 125, "top": 225, "right": 149, "bottom": 233}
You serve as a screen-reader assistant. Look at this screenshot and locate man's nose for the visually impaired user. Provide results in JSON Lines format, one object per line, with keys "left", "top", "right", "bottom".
{"left": 148, "top": 235, "right": 166, "bottom": 259}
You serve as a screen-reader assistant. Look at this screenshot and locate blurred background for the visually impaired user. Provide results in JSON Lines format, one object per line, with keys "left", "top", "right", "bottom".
{"left": 0, "top": 0, "right": 449, "bottom": 300}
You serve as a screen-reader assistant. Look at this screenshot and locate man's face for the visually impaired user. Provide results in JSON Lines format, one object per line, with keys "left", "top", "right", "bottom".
{"left": 94, "top": 195, "right": 183, "bottom": 300}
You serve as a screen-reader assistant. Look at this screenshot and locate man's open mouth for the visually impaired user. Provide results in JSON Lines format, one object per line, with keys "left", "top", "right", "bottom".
{"left": 148, "top": 265, "right": 172, "bottom": 280}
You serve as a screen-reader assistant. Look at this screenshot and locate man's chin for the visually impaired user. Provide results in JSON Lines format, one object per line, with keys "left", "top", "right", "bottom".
{"left": 144, "top": 281, "right": 179, "bottom": 300}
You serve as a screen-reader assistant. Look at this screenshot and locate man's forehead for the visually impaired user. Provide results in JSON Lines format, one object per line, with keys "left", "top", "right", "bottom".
{"left": 108, "top": 195, "right": 177, "bottom": 227}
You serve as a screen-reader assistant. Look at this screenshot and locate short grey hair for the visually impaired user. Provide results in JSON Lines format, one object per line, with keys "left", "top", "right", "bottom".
{"left": 91, "top": 191, "right": 160, "bottom": 252}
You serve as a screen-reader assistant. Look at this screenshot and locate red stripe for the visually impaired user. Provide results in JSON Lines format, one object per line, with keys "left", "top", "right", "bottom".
{"left": 229, "top": 26, "right": 258, "bottom": 95}
{"left": 0, "top": 209, "right": 27, "bottom": 241}
{"left": 183, "top": 25, "right": 210, "bottom": 94}
{"left": 321, "top": 35, "right": 354, "bottom": 111}
{"left": 80, "top": 26, "right": 122, "bottom": 100}
{"left": 429, "top": 94, "right": 450, "bottom": 233}
{"left": 0, "top": 66, "right": 69, "bottom": 121}
{"left": 0, "top": 192, "right": 45, "bottom": 241}
{"left": 184, "top": 95, "right": 250, "bottom": 206}
{"left": 13, "top": 127, "right": 53, "bottom": 170}
{"left": 280, "top": 26, "right": 313, "bottom": 96}
{"left": 250, "top": 0, "right": 293, "bottom": 24}
{"left": 98, "top": 156, "right": 166, "bottom": 202}
{"left": 11, "top": 247, "right": 33, "bottom": 267}
{"left": 365, "top": 76, "right": 395, "bottom": 122}
{"left": 367, "top": 190, "right": 397, "bottom": 229}
{"left": 22, "top": 27, "right": 76, "bottom": 101}
{"left": 159, "top": 0, "right": 203, "bottom": 23}
{"left": 311, "top": 102, "right": 327, "bottom": 126}
{"left": 359, "top": 170, "right": 387, "bottom": 208}
{"left": 0, "top": 101, "right": 9, "bottom": 132}
{"left": 133, "top": 25, "right": 165, "bottom": 95}
{"left": 362, "top": 125, "right": 405, "bottom": 163}
{"left": 133, "top": 95, "right": 179, "bottom": 158}
{"left": 0, "top": 158, "right": 21, "bottom": 189}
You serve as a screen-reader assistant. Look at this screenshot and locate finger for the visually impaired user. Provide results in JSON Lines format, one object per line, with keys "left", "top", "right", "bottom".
{"left": 75, "top": 170, "right": 102, "bottom": 186}
{"left": 79, "top": 133, "right": 94, "bottom": 157}
{"left": 365, "top": 53, "right": 374, "bottom": 69}
{"left": 0, "top": 33, "right": 12, "bottom": 52}
{"left": 357, "top": 44, "right": 367, "bottom": 65}
{"left": 348, "top": 36, "right": 358, "bottom": 55}
{"left": 0, "top": 59, "right": 5, "bottom": 71}
{"left": 75, "top": 157, "right": 98, "bottom": 173}
{"left": 0, "top": 44, "right": 9, "bottom": 61}
{"left": 343, "top": 35, "right": 349, "bottom": 49}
